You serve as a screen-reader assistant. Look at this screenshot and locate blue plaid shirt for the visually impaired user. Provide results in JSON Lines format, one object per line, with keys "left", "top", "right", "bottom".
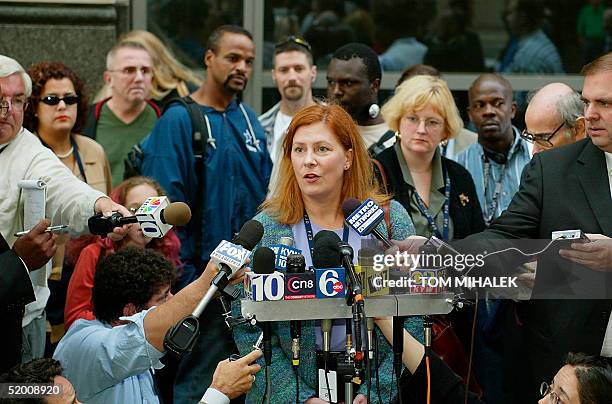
{"left": 456, "top": 128, "right": 531, "bottom": 223}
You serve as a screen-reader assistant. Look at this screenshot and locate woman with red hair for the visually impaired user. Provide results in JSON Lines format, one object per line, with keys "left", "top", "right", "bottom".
{"left": 64, "top": 176, "right": 181, "bottom": 330}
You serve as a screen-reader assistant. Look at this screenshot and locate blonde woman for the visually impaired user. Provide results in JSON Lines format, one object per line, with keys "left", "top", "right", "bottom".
{"left": 374, "top": 75, "right": 485, "bottom": 241}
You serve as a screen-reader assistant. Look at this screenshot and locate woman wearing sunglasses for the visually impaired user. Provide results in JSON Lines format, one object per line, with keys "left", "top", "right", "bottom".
{"left": 24, "top": 61, "right": 111, "bottom": 194}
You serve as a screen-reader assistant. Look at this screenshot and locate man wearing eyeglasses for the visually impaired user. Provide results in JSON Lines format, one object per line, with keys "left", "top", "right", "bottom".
{"left": 260, "top": 36, "right": 318, "bottom": 191}
{"left": 523, "top": 83, "right": 587, "bottom": 155}
{"left": 83, "top": 41, "right": 160, "bottom": 186}
{"left": 0, "top": 55, "right": 129, "bottom": 373}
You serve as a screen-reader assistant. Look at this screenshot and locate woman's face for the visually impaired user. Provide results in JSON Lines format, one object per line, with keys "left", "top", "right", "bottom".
{"left": 124, "top": 183, "right": 158, "bottom": 248}
{"left": 291, "top": 121, "right": 353, "bottom": 202}
{"left": 398, "top": 104, "right": 447, "bottom": 156}
{"left": 35, "top": 78, "right": 78, "bottom": 136}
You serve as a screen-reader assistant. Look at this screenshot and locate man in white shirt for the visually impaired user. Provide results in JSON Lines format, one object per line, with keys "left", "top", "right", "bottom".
{"left": 0, "top": 55, "right": 128, "bottom": 367}
{"left": 259, "top": 36, "right": 318, "bottom": 191}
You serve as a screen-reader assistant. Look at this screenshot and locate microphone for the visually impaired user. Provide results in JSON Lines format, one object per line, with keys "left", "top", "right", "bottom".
{"left": 284, "top": 253, "right": 315, "bottom": 300}
{"left": 342, "top": 198, "right": 393, "bottom": 249}
{"left": 269, "top": 236, "right": 302, "bottom": 271}
{"left": 313, "top": 230, "right": 346, "bottom": 299}
{"left": 285, "top": 254, "right": 306, "bottom": 368}
{"left": 88, "top": 197, "right": 191, "bottom": 237}
{"left": 244, "top": 247, "right": 285, "bottom": 301}
{"left": 163, "top": 220, "right": 263, "bottom": 357}
{"left": 338, "top": 242, "right": 364, "bottom": 307}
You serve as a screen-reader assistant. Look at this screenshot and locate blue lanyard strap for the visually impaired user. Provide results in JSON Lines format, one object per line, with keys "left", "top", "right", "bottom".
{"left": 413, "top": 170, "right": 451, "bottom": 241}
{"left": 482, "top": 158, "right": 505, "bottom": 226}
{"left": 71, "top": 136, "right": 88, "bottom": 183}
{"left": 303, "top": 212, "right": 349, "bottom": 258}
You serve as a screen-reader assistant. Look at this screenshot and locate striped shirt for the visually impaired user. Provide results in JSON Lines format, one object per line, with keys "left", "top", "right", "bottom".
{"left": 500, "top": 29, "right": 564, "bottom": 74}
{"left": 456, "top": 127, "right": 531, "bottom": 223}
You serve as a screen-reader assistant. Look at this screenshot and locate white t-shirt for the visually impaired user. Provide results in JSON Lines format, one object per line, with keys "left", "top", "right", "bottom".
{"left": 357, "top": 122, "right": 390, "bottom": 149}
{"left": 271, "top": 111, "right": 293, "bottom": 164}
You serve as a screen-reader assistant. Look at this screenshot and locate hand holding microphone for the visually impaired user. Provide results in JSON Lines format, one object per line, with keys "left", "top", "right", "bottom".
{"left": 89, "top": 196, "right": 192, "bottom": 238}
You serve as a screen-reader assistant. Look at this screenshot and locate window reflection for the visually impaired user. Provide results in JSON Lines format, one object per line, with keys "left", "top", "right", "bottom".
{"left": 146, "top": 0, "right": 243, "bottom": 68}
{"left": 261, "top": 0, "right": 610, "bottom": 74}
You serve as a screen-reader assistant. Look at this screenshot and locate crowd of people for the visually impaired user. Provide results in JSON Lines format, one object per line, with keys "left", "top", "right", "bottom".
{"left": 1, "top": 20, "right": 612, "bottom": 404}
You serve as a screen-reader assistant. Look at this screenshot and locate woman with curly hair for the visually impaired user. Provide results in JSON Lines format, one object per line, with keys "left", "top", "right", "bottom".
{"left": 24, "top": 61, "right": 111, "bottom": 194}
{"left": 64, "top": 176, "right": 181, "bottom": 330}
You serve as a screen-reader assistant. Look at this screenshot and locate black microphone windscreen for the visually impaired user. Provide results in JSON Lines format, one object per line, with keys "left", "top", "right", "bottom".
{"left": 341, "top": 198, "right": 361, "bottom": 219}
{"left": 312, "top": 230, "right": 342, "bottom": 268}
{"left": 252, "top": 247, "right": 276, "bottom": 274}
{"left": 233, "top": 220, "right": 264, "bottom": 250}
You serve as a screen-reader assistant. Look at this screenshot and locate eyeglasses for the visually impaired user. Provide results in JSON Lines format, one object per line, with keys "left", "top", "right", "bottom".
{"left": 521, "top": 122, "right": 565, "bottom": 148}
{"left": 403, "top": 115, "right": 444, "bottom": 132}
{"left": 0, "top": 99, "right": 8, "bottom": 119}
{"left": 1, "top": 95, "right": 27, "bottom": 111}
{"left": 540, "top": 381, "right": 564, "bottom": 404}
{"left": 108, "top": 66, "right": 153, "bottom": 76}
{"left": 275, "top": 36, "right": 312, "bottom": 52}
{"left": 40, "top": 95, "right": 79, "bottom": 106}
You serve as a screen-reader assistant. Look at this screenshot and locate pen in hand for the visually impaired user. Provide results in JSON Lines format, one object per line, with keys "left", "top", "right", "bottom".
{"left": 14, "top": 225, "right": 69, "bottom": 237}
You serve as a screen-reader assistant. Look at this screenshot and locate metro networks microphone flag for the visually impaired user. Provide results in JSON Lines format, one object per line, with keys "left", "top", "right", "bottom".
{"left": 345, "top": 198, "right": 385, "bottom": 236}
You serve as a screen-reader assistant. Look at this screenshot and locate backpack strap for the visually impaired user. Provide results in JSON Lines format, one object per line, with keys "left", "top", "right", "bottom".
{"left": 163, "top": 95, "right": 209, "bottom": 268}
{"left": 372, "top": 159, "right": 392, "bottom": 239}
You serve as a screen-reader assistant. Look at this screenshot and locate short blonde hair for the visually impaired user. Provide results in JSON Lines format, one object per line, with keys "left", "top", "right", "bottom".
{"left": 382, "top": 75, "right": 463, "bottom": 141}
{"left": 262, "top": 104, "right": 387, "bottom": 224}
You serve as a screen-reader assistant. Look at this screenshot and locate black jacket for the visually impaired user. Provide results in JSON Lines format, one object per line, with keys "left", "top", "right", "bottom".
{"left": 374, "top": 146, "right": 486, "bottom": 240}
{"left": 468, "top": 138, "right": 612, "bottom": 403}
{"left": 0, "top": 233, "right": 35, "bottom": 373}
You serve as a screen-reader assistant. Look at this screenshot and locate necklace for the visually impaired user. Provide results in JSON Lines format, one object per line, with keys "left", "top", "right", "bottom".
{"left": 55, "top": 146, "right": 74, "bottom": 159}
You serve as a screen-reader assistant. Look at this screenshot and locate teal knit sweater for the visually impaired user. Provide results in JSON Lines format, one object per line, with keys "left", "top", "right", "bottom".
{"left": 232, "top": 200, "right": 423, "bottom": 403}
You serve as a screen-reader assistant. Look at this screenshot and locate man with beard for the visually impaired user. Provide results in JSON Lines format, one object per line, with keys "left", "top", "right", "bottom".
{"left": 141, "top": 25, "right": 271, "bottom": 403}
{"left": 259, "top": 36, "right": 318, "bottom": 191}
{"left": 455, "top": 73, "right": 531, "bottom": 401}
{"left": 326, "top": 42, "right": 394, "bottom": 155}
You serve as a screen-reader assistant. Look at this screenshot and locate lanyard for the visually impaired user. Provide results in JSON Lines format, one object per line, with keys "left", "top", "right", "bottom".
{"left": 413, "top": 170, "right": 451, "bottom": 240}
{"left": 303, "top": 212, "right": 349, "bottom": 259}
{"left": 482, "top": 157, "right": 505, "bottom": 226}
{"left": 38, "top": 135, "right": 87, "bottom": 183}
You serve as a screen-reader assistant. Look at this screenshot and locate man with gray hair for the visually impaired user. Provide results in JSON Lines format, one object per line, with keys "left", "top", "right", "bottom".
{"left": 83, "top": 41, "right": 160, "bottom": 185}
{"left": 522, "top": 82, "right": 587, "bottom": 154}
{"left": 0, "top": 55, "right": 128, "bottom": 371}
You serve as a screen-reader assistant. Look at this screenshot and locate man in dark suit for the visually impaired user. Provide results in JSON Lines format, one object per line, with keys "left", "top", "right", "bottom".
{"left": 470, "top": 54, "right": 612, "bottom": 403}
{"left": 395, "top": 53, "right": 612, "bottom": 403}
{"left": 1, "top": 219, "right": 57, "bottom": 373}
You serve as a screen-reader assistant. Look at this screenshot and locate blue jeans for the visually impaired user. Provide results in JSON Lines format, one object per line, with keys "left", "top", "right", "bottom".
{"left": 22, "top": 312, "right": 46, "bottom": 363}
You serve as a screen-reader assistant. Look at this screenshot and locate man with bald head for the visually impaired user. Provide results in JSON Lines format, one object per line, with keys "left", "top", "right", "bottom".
{"left": 457, "top": 73, "right": 531, "bottom": 226}
{"left": 523, "top": 83, "right": 586, "bottom": 154}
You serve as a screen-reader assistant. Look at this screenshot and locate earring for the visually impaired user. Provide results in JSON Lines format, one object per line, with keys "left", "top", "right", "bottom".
{"left": 395, "top": 131, "right": 401, "bottom": 139}
{"left": 344, "top": 164, "right": 350, "bottom": 170}
{"left": 368, "top": 104, "right": 380, "bottom": 119}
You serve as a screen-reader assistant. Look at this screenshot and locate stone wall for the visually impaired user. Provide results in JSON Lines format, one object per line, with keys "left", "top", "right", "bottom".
{"left": 0, "top": 1, "right": 129, "bottom": 98}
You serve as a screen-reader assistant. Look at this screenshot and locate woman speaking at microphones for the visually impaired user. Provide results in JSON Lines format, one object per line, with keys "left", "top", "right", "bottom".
{"left": 232, "top": 104, "right": 423, "bottom": 403}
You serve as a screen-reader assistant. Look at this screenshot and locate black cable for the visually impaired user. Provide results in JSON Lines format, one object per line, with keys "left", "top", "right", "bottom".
{"left": 294, "top": 366, "right": 300, "bottom": 404}
{"left": 261, "top": 365, "right": 268, "bottom": 404}
{"left": 374, "top": 329, "right": 383, "bottom": 404}
{"left": 324, "top": 353, "right": 332, "bottom": 403}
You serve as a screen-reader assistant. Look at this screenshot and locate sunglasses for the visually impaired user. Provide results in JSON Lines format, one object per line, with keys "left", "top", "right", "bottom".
{"left": 40, "top": 95, "right": 79, "bottom": 106}
{"left": 275, "top": 35, "right": 312, "bottom": 52}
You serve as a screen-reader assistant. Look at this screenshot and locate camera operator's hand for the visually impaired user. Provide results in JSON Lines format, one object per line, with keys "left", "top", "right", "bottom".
{"left": 12, "top": 218, "right": 57, "bottom": 270}
{"left": 211, "top": 349, "right": 262, "bottom": 399}
{"left": 94, "top": 197, "right": 131, "bottom": 241}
